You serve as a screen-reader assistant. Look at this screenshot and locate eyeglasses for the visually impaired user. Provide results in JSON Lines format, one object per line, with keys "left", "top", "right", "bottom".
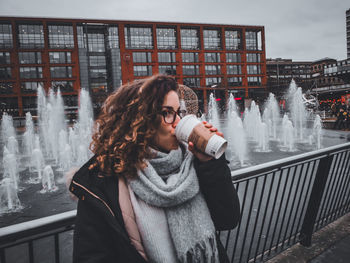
{"left": 159, "top": 106, "right": 187, "bottom": 124}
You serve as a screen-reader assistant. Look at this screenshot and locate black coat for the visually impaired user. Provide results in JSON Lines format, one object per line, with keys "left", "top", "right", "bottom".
{"left": 70, "top": 154, "right": 241, "bottom": 263}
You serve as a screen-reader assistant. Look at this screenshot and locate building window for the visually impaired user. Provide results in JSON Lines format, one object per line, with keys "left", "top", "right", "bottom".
{"left": 20, "top": 81, "right": 43, "bottom": 93}
{"left": 48, "top": 24, "right": 74, "bottom": 49}
{"left": 205, "top": 65, "right": 221, "bottom": 75}
{"left": 133, "top": 65, "right": 152, "bottom": 76}
{"left": 182, "top": 52, "right": 199, "bottom": 63}
{"left": 225, "top": 30, "right": 242, "bottom": 50}
{"left": 203, "top": 29, "right": 221, "bottom": 50}
{"left": 183, "top": 77, "right": 200, "bottom": 87}
{"left": 90, "top": 68, "right": 107, "bottom": 79}
{"left": 50, "top": 66, "right": 72, "bottom": 78}
{"left": 157, "top": 28, "right": 177, "bottom": 49}
{"left": 227, "top": 65, "right": 242, "bottom": 75}
{"left": 51, "top": 81, "right": 74, "bottom": 92}
{"left": 246, "top": 30, "right": 262, "bottom": 51}
{"left": 77, "top": 26, "right": 86, "bottom": 48}
{"left": 18, "top": 24, "right": 45, "bottom": 49}
{"left": 0, "top": 24, "right": 13, "bottom": 49}
{"left": 0, "top": 67, "right": 12, "bottom": 79}
{"left": 158, "top": 52, "right": 176, "bottom": 63}
{"left": 19, "top": 52, "right": 42, "bottom": 64}
{"left": 89, "top": 55, "right": 106, "bottom": 67}
{"left": 125, "top": 26, "right": 153, "bottom": 49}
{"left": 88, "top": 33, "right": 105, "bottom": 52}
{"left": 180, "top": 28, "right": 199, "bottom": 50}
{"left": 133, "top": 52, "right": 152, "bottom": 63}
{"left": 49, "top": 52, "right": 71, "bottom": 64}
{"left": 206, "top": 77, "right": 222, "bottom": 87}
{"left": 183, "top": 65, "right": 200, "bottom": 75}
{"left": 0, "top": 82, "right": 14, "bottom": 94}
{"left": 247, "top": 53, "right": 261, "bottom": 62}
{"left": 205, "top": 53, "right": 220, "bottom": 63}
{"left": 227, "top": 77, "right": 242, "bottom": 86}
{"left": 159, "top": 65, "right": 177, "bottom": 75}
{"left": 248, "top": 76, "right": 261, "bottom": 86}
{"left": 226, "top": 53, "right": 241, "bottom": 63}
{"left": 108, "top": 26, "right": 119, "bottom": 49}
{"left": 0, "top": 97, "right": 19, "bottom": 116}
{"left": 0, "top": 52, "right": 10, "bottom": 64}
{"left": 20, "top": 67, "right": 43, "bottom": 79}
{"left": 247, "top": 65, "right": 261, "bottom": 75}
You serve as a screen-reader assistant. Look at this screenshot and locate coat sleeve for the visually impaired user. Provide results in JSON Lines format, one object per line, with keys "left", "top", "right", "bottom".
{"left": 73, "top": 198, "right": 120, "bottom": 263}
{"left": 194, "top": 154, "right": 241, "bottom": 231}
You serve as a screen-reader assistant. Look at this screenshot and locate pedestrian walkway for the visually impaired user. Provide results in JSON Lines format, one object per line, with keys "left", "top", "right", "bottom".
{"left": 266, "top": 213, "right": 350, "bottom": 263}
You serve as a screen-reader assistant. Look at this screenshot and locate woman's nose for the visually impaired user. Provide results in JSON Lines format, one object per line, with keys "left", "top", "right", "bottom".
{"left": 172, "top": 115, "right": 181, "bottom": 128}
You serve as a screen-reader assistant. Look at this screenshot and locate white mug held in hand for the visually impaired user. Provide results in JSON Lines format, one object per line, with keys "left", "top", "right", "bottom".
{"left": 175, "top": 115, "right": 227, "bottom": 159}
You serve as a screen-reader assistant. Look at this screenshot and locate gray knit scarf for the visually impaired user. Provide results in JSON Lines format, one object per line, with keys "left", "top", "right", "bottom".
{"left": 128, "top": 146, "right": 219, "bottom": 263}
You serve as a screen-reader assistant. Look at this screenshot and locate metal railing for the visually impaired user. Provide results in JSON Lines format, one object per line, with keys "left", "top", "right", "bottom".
{"left": 1, "top": 143, "right": 350, "bottom": 263}
{"left": 219, "top": 142, "right": 350, "bottom": 262}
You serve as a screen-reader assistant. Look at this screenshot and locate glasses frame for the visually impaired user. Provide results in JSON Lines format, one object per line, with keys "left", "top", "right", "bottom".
{"left": 159, "top": 106, "right": 187, "bottom": 124}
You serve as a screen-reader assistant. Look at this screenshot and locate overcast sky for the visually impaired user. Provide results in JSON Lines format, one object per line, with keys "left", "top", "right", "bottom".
{"left": 0, "top": 0, "right": 348, "bottom": 61}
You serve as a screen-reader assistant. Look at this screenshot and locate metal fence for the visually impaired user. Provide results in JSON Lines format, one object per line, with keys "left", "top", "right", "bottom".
{"left": 1, "top": 142, "right": 350, "bottom": 263}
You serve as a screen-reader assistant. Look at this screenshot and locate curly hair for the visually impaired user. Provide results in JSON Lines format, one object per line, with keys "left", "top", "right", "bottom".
{"left": 89, "top": 74, "right": 179, "bottom": 178}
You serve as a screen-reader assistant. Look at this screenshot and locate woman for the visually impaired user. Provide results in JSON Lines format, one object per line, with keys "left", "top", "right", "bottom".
{"left": 69, "top": 74, "right": 240, "bottom": 263}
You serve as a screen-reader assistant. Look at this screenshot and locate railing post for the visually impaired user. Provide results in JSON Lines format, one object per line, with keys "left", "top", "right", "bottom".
{"left": 299, "top": 155, "right": 333, "bottom": 247}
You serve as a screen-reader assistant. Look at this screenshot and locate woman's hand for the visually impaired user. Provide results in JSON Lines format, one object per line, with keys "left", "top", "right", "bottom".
{"left": 188, "top": 121, "right": 224, "bottom": 162}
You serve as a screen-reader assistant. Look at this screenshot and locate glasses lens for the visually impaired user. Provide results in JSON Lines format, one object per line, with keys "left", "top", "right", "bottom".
{"left": 162, "top": 110, "right": 176, "bottom": 124}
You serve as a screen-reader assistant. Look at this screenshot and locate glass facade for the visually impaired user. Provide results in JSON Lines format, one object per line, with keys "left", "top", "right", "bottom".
{"left": 20, "top": 81, "right": 43, "bottom": 93}
{"left": 157, "top": 28, "right": 177, "bottom": 49}
{"left": 183, "top": 77, "right": 200, "bottom": 87}
{"left": 226, "top": 53, "right": 241, "bottom": 63}
{"left": 181, "top": 28, "right": 199, "bottom": 49}
{"left": 205, "top": 53, "right": 220, "bottom": 63}
{"left": 88, "top": 32, "right": 105, "bottom": 52}
{"left": 48, "top": 24, "right": 74, "bottom": 49}
{"left": 89, "top": 55, "right": 106, "bottom": 67}
{"left": 134, "top": 65, "right": 152, "bottom": 76}
{"left": 247, "top": 53, "right": 261, "bottom": 62}
{"left": 206, "top": 77, "right": 222, "bottom": 86}
{"left": 19, "top": 67, "right": 43, "bottom": 79}
{"left": 205, "top": 65, "right": 221, "bottom": 75}
{"left": 51, "top": 81, "right": 74, "bottom": 92}
{"left": 19, "top": 52, "right": 42, "bottom": 64}
{"left": 183, "top": 65, "right": 200, "bottom": 75}
{"left": 158, "top": 52, "right": 176, "bottom": 63}
{"left": 50, "top": 66, "right": 72, "bottom": 78}
{"left": 203, "top": 29, "right": 221, "bottom": 50}
{"left": 225, "top": 30, "right": 241, "bottom": 50}
{"left": 159, "top": 65, "right": 176, "bottom": 75}
{"left": 125, "top": 26, "right": 153, "bottom": 49}
{"left": 0, "top": 52, "right": 10, "bottom": 64}
{"left": 0, "top": 82, "right": 14, "bottom": 94}
{"left": 246, "top": 30, "right": 262, "bottom": 51}
{"left": 133, "top": 52, "right": 152, "bottom": 63}
{"left": 182, "top": 52, "right": 199, "bottom": 63}
{"left": 108, "top": 26, "right": 119, "bottom": 49}
{"left": 227, "top": 65, "right": 242, "bottom": 75}
{"left": 18, "top": 24, "right": 44, "bottom": 49}
{"left": 248, "top": 76, "right": 261, "bottom": 86}
{"left": 0, "top": 24, "right": 12, "bottom": 48}
{"left": 0, "top": 67, "right": 11, "bottom": 79}
{"left": 247, "top": 65, "right": 261, "bottom": 75}
{"left": 227, "top": 77, "right": 242, "bottom": 86}
{"left": 49, "top": 52, "right": 71, "bottom": 64}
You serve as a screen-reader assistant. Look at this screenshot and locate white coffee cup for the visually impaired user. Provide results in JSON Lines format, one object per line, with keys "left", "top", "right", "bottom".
{"left": 175, "top": 115, "right": 227, "bottom": 159}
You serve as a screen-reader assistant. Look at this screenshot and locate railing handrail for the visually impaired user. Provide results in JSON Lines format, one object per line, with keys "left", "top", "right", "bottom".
{"left": 231, "top": 142, "right": 350, "bottom": 181}
{"left": 0, "top": 210, "right": 76, "bottom": 247}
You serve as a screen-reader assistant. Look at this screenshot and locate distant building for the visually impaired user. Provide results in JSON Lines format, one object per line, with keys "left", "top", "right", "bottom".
{"left": 0, "top": 17, "right": 267, "bottom": 117}
{"left": 266, "top": 58, "right": 312, "bottom": 97}
{"left": 347, "top": 8, "right": 350, "bottom": 58}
